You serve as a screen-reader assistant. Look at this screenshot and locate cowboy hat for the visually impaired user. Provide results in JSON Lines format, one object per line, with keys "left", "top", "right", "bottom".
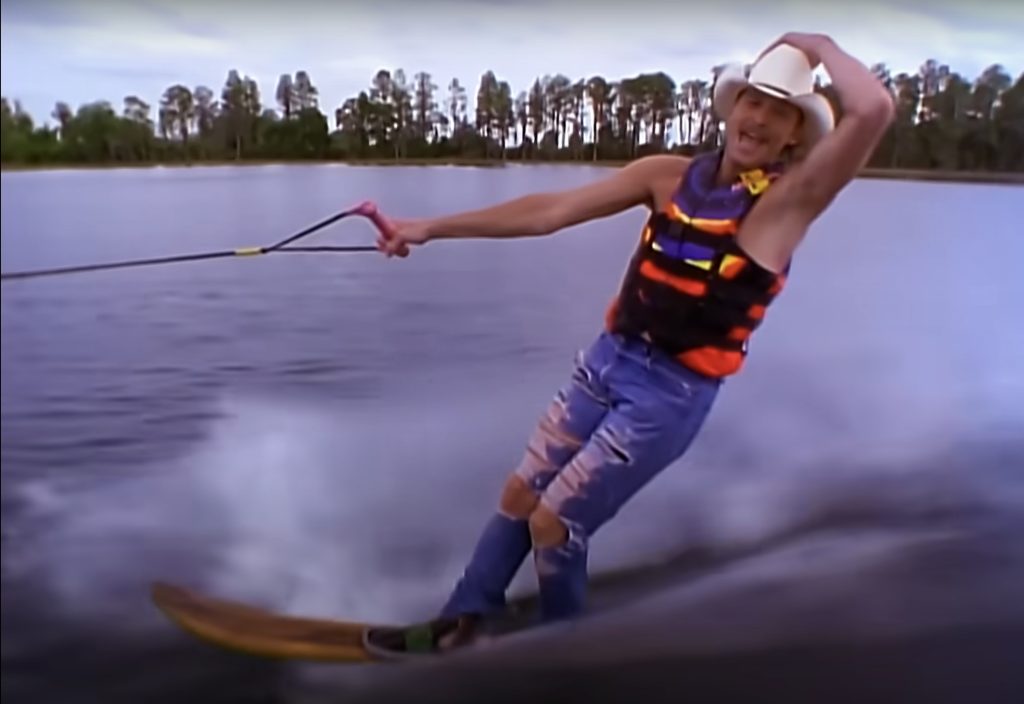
{"left": 713, "top": 43, "right": 835, "bottom": 156}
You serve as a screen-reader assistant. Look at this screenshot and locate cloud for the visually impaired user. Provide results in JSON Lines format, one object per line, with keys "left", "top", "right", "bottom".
{"left": 64, "top": 62, "right": 183, "bottom": 83}
{"left": 27, "top": 4, "right": 230, "bottom": 59}
{"left": 1, "top": 0, "right": 90, "bottom": 30}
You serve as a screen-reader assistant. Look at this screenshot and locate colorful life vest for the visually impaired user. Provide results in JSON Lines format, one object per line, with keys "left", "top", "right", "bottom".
{"left": 605, "top": 150, "right": 789, "bottom": 379}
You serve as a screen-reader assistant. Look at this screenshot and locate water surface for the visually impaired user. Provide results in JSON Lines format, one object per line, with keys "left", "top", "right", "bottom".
{"left": 2, "top": 163, "right": 1022, "bottom": 703}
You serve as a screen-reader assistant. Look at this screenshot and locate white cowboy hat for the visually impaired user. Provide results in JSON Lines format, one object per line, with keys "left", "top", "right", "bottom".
{"left": 713, "top": 43, "right": 835, "bottom": 156}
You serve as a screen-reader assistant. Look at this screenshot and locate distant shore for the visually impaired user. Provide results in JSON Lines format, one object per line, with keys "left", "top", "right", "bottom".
{"left": 2, "top": 159, "right": 1022, "bottom": 184}
{"left": 855, "top": 168, "right": 1024, "bottom": 184}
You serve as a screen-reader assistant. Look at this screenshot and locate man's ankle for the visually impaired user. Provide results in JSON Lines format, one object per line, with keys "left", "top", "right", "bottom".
{"left": 437, "top": 613, "right": 482, "bottom": 650}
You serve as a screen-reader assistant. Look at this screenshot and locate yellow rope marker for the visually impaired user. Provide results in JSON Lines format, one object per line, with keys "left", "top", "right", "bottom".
{"left": 233, "top": 247, "right": 264, "bottom": 256}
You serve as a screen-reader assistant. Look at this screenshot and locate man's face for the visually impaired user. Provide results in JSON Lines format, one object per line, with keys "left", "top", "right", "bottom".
{"left": 724, "top": 87, "right": 804, "bottom": 168}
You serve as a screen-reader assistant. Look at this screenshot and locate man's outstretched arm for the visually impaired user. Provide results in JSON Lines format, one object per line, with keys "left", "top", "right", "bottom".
{"left": 375, "top": 155, "right": 688, "bottom": 257}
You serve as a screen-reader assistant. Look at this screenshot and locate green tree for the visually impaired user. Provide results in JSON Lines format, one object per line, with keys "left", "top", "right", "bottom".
{"left": 413, "top": 71, "right": 437, "bottom": 143}
{"left": 1, "top": 52, "right": 1021, "bottom": 171}
{"left": 493, "top": 79, "right": 513, "bottom": 159}
{"left": 586, "top": 76, "right": 610, "bottom": 161}
{"left": 160, "top": 84, "right": 194, "bottom": 159}
{"left": 122, "top": 96, "right": 154, "bottom": 161}
{"left": 294, "top": 71, "right": 318, "bottom": 112}
{"left": 220, "top": 70, "right": 260, "bottom": 159}
{"left": 51, "top": 101, "right": 73, "bottom": 141}
{"left": 276, "top": 74, "right": 294, "bottom": 119}
{"left": 994, "top": 73, "right": 1024, "bottom": 170}
{"left": 193, "top": 85, "right": 217, "bottom": 158}
{"left": 475, "top": 70, "right": 497, "bottom": 155}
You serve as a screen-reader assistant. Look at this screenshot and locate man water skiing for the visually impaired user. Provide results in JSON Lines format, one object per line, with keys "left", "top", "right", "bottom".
{"left": 364, "top": 33, "right": 895, "bottom": 656}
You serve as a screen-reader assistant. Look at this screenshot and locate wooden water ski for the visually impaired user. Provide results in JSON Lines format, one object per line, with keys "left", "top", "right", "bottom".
{"left": 151, "top": 581, "right": 378, "bottom": 663}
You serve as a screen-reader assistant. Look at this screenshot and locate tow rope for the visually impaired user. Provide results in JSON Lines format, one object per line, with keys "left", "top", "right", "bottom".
{"left": 0, "top": 201, "right": 389, "bottom": 282}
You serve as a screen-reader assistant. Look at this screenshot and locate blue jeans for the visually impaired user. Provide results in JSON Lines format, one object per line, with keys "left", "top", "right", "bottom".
{"left": 441, "top": 331, "right": 721, "bottom": 622}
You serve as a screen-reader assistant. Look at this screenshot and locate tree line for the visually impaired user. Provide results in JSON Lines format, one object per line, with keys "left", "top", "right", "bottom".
{"left": 2, "top": 59, "right": 1022, "bottom": 172}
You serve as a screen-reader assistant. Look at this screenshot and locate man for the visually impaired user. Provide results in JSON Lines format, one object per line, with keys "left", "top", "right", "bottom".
{"left": 364, "top": 32, "right": 895, "bottom": 656}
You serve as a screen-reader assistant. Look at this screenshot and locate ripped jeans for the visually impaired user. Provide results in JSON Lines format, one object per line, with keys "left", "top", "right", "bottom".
{"left": 440, "top": 331, "right": 721, "bottom": 622}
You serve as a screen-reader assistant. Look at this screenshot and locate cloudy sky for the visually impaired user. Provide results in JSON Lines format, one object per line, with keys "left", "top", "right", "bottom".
{"left": 2, "top": 0, "right": 1022, "bottom": 125}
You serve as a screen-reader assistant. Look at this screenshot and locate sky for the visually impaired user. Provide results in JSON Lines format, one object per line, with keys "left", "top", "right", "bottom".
{"left": 2, "top": 0, "right": 1023, "bottom": 127}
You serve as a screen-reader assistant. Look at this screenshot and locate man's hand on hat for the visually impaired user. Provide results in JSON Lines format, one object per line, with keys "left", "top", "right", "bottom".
{"left": 761, "top": 32, "right": 833, "bottom": 69}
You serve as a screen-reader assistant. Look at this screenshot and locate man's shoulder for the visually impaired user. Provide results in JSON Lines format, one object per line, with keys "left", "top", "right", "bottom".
{"left": 617, "top": 154, "right": 692, "bottom": 203}
{"left": 625, "top": 153, "right": 692, "bottom": 177}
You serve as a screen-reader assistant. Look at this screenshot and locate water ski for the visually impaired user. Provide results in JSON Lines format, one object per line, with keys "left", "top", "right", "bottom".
{"left": 152, "top": 554, "right": 704, "bottom": 662}
{"left": 151, "top": 582, "right": 379, "bottom": 662}
{"left": 150, "top": 581, "right": 537, "bottom": 663}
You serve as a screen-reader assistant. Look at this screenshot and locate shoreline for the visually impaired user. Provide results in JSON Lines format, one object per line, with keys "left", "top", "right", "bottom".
{"left": 2, "top": 158, "right": 1021, "bottom": 185}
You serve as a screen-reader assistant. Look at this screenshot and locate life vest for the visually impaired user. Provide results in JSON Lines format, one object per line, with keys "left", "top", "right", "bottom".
{"left": 605, "top": 150, "right": 789, "bottom": 379}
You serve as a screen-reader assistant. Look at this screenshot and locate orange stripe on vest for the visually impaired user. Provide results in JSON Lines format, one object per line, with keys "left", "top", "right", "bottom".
{"left": 639, "top": 260, "right": 707, "bottom": 297}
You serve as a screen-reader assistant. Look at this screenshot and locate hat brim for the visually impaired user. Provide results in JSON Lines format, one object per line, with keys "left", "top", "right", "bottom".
{"left": 712, "top": 63, "right": 835, "bottom": 157}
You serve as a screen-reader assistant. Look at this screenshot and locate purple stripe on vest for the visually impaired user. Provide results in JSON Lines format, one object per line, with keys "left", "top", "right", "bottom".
{"left": 654, "top": 235, "right": 715, "bottom": 261}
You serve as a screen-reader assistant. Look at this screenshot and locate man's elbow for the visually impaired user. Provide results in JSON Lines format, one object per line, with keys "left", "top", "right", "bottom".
{"left": 873, "top": 90, "right": 897, "bottom": 126}
{"left": 534, "top": 195, "right": 574, "bottom": 237}
{"left": 850, "top": 89, "right": 896, "bottom": 130}
{"left": 506, "top": 193, "right": 561, "bottom": 237}
{"left": 530, "top": 211, "right": 560, "bottom": 237}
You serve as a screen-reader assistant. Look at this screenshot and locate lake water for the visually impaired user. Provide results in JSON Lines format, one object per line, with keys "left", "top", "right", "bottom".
{"left": 2, "top": 163, "right": 1023, "bottom": 703}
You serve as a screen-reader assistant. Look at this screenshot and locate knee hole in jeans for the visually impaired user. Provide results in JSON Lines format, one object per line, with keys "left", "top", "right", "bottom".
{"left": 528, "top": 505, "right": 569, "bottom": 548}
{"left": 498, "top": 474, "right": 539, "bottom": 519}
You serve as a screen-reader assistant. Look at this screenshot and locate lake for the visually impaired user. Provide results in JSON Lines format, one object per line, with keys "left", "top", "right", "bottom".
{"left": 2, "top": 163, "right": 1023, "bottom": 703}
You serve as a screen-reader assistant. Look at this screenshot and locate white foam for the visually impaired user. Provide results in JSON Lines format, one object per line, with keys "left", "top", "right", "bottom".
{"left": 4, "top": 362, "right": 1003, "bottom": 641}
